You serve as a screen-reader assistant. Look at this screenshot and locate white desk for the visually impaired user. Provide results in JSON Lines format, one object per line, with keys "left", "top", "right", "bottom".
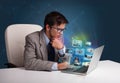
{"left": 0, "top": 60, "right": 120, "bottom": 83}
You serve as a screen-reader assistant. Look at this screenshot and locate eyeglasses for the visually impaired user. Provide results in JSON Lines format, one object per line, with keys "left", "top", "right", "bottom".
{"left": 52, "top": 27, "right": 66, "bottom": 33}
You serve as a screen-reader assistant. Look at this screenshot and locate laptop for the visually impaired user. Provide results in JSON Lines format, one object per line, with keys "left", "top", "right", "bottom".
{"left": 61, "top": 45, "right": 104, "bottom": 75}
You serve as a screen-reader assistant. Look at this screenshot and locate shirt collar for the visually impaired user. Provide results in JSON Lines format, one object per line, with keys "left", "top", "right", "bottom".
{"left": 43, "top": 32, "right": 50, "bottom": 45}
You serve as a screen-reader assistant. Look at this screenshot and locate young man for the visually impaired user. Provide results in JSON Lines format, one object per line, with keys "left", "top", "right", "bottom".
{"left": 24, "top": 11, "right": 69, "bottom": 71}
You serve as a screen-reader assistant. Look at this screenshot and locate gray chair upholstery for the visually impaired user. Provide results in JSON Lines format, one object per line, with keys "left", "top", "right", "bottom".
{"left": 5, "top": 24, "right": 42, "bottom": 67}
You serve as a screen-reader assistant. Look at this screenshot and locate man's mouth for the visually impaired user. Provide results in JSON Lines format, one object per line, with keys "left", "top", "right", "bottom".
{"left": 57, "top": 35, "right": 61, "bottom": 38}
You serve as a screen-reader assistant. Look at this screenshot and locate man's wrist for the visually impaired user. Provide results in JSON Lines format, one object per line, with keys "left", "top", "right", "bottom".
{"left": 57, "top": 45, "right": 64, "bottom": 50}
{"left": 58, "top": 46, "right": 66, "bottom": 56}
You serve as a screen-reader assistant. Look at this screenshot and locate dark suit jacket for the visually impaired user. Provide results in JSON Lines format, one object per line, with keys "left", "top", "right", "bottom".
{"left": 24, "top": 29, "right": 60, "bottom": 71}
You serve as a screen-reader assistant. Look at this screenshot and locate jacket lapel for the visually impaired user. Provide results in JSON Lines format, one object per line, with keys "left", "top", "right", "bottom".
{"left": 39, "top": 30, "right": 48, "bottom": 60}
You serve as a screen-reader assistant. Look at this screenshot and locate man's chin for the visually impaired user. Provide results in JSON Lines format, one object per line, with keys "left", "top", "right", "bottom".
{"left": 53, "top": 36, "right": 60, "bottom": 39}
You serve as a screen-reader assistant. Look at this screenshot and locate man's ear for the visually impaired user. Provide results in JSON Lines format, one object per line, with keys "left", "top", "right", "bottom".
{"left": 46, "top": 24, "right": 50, "bottom": 31}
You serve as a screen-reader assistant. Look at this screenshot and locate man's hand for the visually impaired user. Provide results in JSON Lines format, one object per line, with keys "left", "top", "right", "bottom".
{"left": 51, "top": 38, "right": 64, "bottom": 50}
{"left": 58, "top": 62, "right": 69, "bottom": 70}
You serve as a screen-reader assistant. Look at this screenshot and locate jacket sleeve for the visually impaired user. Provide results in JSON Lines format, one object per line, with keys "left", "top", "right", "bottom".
{"left": 24, "top": 35, "right": 55, "bottom": 71}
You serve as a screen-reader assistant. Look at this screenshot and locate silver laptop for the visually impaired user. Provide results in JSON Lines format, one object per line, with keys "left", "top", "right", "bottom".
{"left": 61, "top": 45, "right": 104, "bottom": 75}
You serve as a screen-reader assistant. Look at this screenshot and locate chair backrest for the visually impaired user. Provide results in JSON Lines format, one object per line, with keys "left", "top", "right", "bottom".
{"left": 5, "top": 24, "right": 42, "bottom": 67}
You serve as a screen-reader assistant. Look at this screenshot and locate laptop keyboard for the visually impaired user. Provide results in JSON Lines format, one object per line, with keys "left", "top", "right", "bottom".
{"left": 62, "top": 65, "right": 89, "bottom": 73}
{"left": 74, "top": 66, "right": 88, "bottom": 73}
{"left": 65, "top": 68, "right": 76, "bottom": 72}
{"left": 63, "top": 65, "right": 80, "bottom": 72}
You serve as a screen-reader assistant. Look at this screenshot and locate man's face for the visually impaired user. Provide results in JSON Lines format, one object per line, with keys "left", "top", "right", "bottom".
{"left": 48, "top": 23, "right": 66, "bottom": 39}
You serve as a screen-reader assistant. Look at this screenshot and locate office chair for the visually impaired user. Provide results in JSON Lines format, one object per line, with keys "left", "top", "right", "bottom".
{"left": 5, "top": 24, "right": 42, "bottom": 67}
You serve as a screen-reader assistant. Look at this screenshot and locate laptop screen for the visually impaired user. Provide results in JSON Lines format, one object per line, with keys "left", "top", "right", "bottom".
{"left": 61, "top": 45, "right": 104, "bottom": 75}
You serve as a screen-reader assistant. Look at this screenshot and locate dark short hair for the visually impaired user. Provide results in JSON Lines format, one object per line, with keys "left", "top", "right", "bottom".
{"left": 44, "top": 11, "right": 68, "bottom": 29}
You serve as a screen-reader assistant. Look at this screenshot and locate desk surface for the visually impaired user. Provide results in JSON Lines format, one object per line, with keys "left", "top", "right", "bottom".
{"left": 0, "top": 60, "right": 120, "bottom": 83}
